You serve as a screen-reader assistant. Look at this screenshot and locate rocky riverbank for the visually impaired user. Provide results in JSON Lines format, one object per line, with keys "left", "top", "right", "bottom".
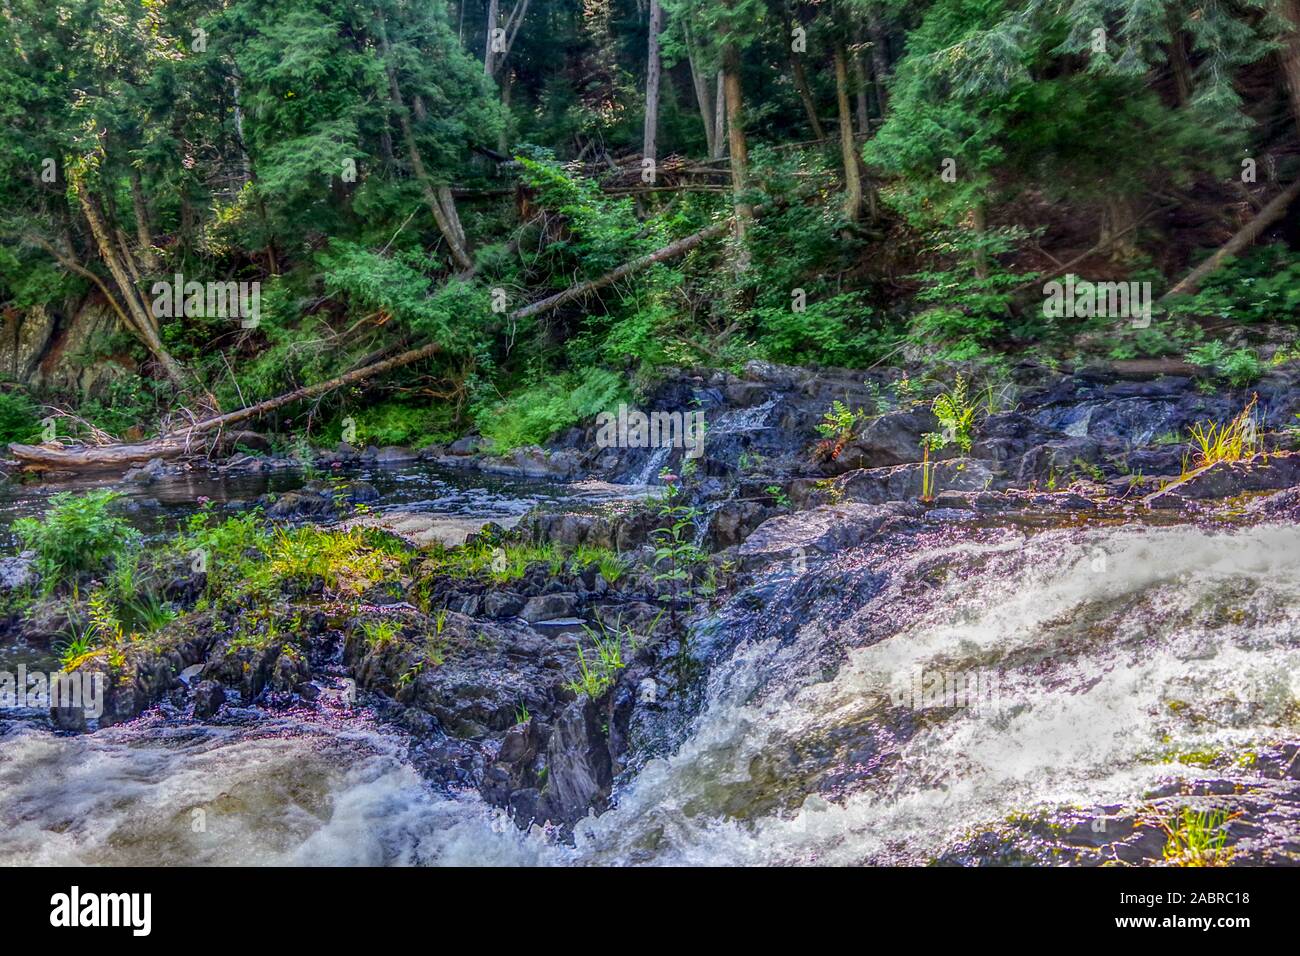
{"left": 4, "top": 358, "right": 1299, "bottom": 861}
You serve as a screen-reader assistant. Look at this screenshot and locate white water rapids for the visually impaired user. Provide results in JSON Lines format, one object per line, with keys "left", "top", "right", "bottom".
{"left": 1, "top": 520, "right": 1296, "bottom": 865}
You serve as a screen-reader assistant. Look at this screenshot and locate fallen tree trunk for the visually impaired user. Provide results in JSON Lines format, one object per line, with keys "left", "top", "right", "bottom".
{"left": 509, "top": 207, "right": 761, "bottom": 321}
{"left": 1162, "top": 179, "right": 1300, "bottom": 300}
{"left": 13, "top": 209, "right": 750, "bottom": 471}
{"left": 10, "top": 341, "right": 443, "bottom": 470}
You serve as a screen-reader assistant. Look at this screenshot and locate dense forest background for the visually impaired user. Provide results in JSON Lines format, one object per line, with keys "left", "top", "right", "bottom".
{"left": 4, "top": 0, "right": 1300, "bottom": 453}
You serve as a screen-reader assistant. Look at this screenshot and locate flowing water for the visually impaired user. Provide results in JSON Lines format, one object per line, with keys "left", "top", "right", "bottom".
{"left": 1, "top": 479, "right": 1296, "bottom": 865}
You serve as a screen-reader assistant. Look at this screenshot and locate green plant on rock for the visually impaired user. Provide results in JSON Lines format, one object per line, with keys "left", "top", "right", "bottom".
{"left": 14, "top": 491, "right": 141, "bottom": 593}
{"left": 566, "top": 624, "right": 626, "bottom": 700}
{"left": 1186, "top": 342, "right": 1262, "bottom": 387}
{"left": 362, "top": 618, "right": 401, "bottom": 649}
{"left": 1152, "top": 807, "right": 1238, "bottom": 867}
{"left": 927, "top": 373, "right": 977, "bottom": 454}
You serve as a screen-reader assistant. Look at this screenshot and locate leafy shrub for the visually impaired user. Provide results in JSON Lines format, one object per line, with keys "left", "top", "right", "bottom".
{"left": 753, "top": 293, "right": 887, "bottom": 367}
{"left": 475, "top": 367, "right": 626, "bottom": 452}
{"left": 1186, "top": 342, "right": 1262, "bottom": 387}
{"left": 1165, "top": 244, "right": 1300, "bottom": 324}
{"left": 14, "top": 491, "right": 141, "bottom": 589}
{"left": 346, "top": 399, "right": 458, "bottom": 448}
{"left": 0, "top": 389, "right": 42, "bottom": 444}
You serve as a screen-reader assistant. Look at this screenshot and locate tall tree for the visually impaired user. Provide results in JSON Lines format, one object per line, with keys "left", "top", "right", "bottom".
{"left": 644, "top": 0, "right": 664, "bottom": 165}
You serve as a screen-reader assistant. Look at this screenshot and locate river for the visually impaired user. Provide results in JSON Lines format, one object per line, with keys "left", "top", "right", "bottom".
{"left": 2, "top": 465, "right": 1294, "bottom": 864}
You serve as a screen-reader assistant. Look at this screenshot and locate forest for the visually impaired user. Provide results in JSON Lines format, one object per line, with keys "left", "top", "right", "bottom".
{"left": 3, "top": 0, "right": 1299, "bottom": 451}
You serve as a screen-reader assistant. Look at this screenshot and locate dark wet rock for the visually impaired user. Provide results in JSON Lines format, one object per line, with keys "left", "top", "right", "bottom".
{"left": 483, "top": 591, "right": 525, "bottom": 618}
{"left": 478, "top": 445, "right": 584, "bottom": 480}
{"left": 738, "top": 503, "right": 912, "bottom": 571}
{"left": 826, "top": 409, "right": 939, "bottom": 472}
{"left": 1246, "top": 485, "right": 1300, "bottom": 518}
{"left": 520, "top": 592, "right": 580, "bottom": 623}
{"left": 537, "top": 698, "right": 614, "bottom": 827}
{"left": 193, "top": 679, "right": 225, "bottom": 719}
{"left": 122, "top": 456, "right": 168, "bottom": 484}
{"left": 262, "top": 478, "right": 379, "bottom": 519}
{"left": 707, "top": 500, "right": 771, "bottom": 549}
{"left": 1144, "top": 452, "right": 1300, "bottom": 509}
{"left": 374, "top": 446, "right": 418, "bottom": 465}
{"left": 832, "top": 458, "right": 999, "bottom": 505}
{"left": 0, "top": 553, "right": 36, "bottom": 592}
{"left": 51, "top": 617, "right": 215, "bottom": 730}
{"left": 448, "top": 435, "right": 486, "bottom": 455}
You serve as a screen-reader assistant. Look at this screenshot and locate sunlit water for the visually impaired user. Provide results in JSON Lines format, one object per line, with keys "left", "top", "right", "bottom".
{"left": 1, "top": 515, "right": 1296, "bottom": 865}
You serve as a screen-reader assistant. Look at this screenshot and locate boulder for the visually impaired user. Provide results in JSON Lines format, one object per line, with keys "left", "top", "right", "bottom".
{"left": 1144, "top": 453, "right": 1300, "bottom": 509}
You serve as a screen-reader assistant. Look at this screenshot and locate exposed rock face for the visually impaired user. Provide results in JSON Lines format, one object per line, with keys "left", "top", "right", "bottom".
{"left": 1143, "top": 453, "right": 1300, "bottom": 509}
{"left": 0, "top": 298, "right": 132, "bottom": 395}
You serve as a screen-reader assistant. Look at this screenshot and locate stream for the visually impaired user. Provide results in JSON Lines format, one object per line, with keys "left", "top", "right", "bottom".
{"left": 1, "top": 460, "right": 1295, "bottom": 864}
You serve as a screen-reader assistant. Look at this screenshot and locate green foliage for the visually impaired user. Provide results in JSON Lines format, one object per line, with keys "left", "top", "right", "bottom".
{"left": 0, "top": 388, "right": 43, "bottom": 444}
{"left": 565, "top": 622, "right": 627, "bottom": 700}
{"left": 362, "top": 618, "right": 401, "bottom": 649}
{"left": 925, "top": 374, "right": 978, "bottom": 453}
{"left": 817, "top": 401, "right": 860, "bottom": 443}
{"left": 1186, "top": 342, "right": 1262, "bottom": 387}
{"left": 345, "top": 399, "right": 458, "bottom": 448}
{"left": 14, "top": 491, "right": 141, "bottom": 590}
{"left": 475, "top": 367, "right": 627, "bottom": 452}
{"left": 908, "top": 228, "right": 1036, "bottom": 353}
{"left": 1167, "top": 246, "right": 1300, "bottom": 325}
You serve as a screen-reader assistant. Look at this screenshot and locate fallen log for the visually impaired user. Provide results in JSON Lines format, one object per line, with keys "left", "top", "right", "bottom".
{"left": 1161, "top": 178, "right": 1300, "bottom": 300}
{"left": 509, "top": 206, "right": 762, "bottom": 321}
{"left": 10, "top": 341, "right": 443, "bottom": 471}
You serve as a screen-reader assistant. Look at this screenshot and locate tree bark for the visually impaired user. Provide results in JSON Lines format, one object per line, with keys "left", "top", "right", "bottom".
{"left": 834, "top": 43, "right": 863, "bottom": 222}
{"left": 851, "top": 34, "right": 870, "bottom": 133}
{"left": 684, "top": 24, "right": 717, "bottom": 157}
{"left": 1162, "top": 179, "right": 1300, "bottom": 299}
{"left": 379, "top": 16, "right": 476, "bottom": 273}
{"left": 10, "top": 342, "right": 445, "bottom": 469}
{"left": 1281, "top": 0, "right": 1300, "bottom": 133}
{"left": 713, "top": 71, "right": 727, "bottom": 160}
{"left": 509, "top": 207, "right": 767, "bottom": 322}
{"left": 72, "top": 174, "right": 193, "bottom": 394}
{"left": 643, "top": 0, "right": 663, "bottom": 169}
{"left": 790, "top": 52, "right": 825, "bottom": 140}
{"left": 484, "top": 0, "right": 500, "bottom": 75}
{"left": 722, "top": 45, "right": 752, "bottom": 240}
{"left": 129, "top": 169, "right": 160, "bottom": 272}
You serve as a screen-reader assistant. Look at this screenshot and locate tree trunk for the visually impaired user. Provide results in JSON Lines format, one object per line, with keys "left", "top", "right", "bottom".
{"left": 722, "top": 45, "right": 752, "bottom": 240}
{"left": 1167, "top": 11, "right": 1192, "bottom": 106}
{"left": 713, "top": 71, "right": 727, "bottom": 160}
{"left": 11, "top": 342, "right": 445, "bottom": 469}
{"left": 643, "top": 0, "right": 663, "bottom": 169}
{"left": 684, "top": 24, "right": 716, "bottom": 157}
{"left": 834, "top": 43, "right": 862, "bottom": 222}
{"left": 484, "top": 0, "right": 500, "bottom": 75}
{"left": 1281, "top": 0, "right": 1300, "bottom": 133}
{"left": 867, "top": 8, "right": 890, "bottom": 116}
{"left": 851, "top": 34, "right": 870, "bottom": 133}
{"left": 790, "top": 53, "right": 825, "bottom": 140}
{"left": 73, "top": 175, "right": 193, "bottom": 394}
{"left": 379, "top": 17, "right": 476, "bottom": 273}
{"left": 1162, "top": 179, "right": 1300, "bottom": 299}
{"left": 129, "top": 169, "right": 160, "bottom": 272}
{"left": 509, "top": 205, "right": 767, "bottom": 322}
